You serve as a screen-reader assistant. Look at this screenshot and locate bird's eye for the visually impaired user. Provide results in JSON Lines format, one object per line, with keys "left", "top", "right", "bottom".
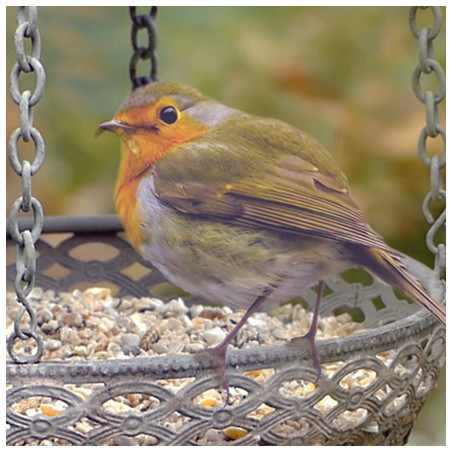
{"left": 159, "top": 106, "right": 178, "bottom": 124}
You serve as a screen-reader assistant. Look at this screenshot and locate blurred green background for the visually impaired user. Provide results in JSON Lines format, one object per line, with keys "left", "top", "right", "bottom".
{"left": 5, "top": 6, "right": 445, "bottom": 445}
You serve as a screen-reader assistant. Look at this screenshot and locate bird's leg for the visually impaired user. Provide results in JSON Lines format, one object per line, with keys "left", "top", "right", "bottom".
{"left": 290, "top": 279, "right": 325, "bottom": 384}
{"left": 195, "top": 284, "right": 276, "bottom": 406}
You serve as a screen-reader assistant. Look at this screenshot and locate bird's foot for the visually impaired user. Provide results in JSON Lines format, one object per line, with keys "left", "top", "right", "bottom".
{"left": 290, "top": 327, "right": 322, "bottom": 384}
{"left": 194, "top": 343, "right": 231, "bottom": 407}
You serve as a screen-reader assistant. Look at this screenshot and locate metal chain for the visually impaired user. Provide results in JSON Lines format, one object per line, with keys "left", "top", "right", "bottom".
{"left": 7, "top": 6, "right": 46, "bottom": 363}
{"left": 409, "top": 6, "right": 446, "bottom": 279}
{"left": 129, "top": 6, "right": 159, "bottom": 89}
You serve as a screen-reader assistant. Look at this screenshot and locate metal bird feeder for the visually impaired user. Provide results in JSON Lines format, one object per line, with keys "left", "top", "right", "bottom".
{"left": 6, "top": 6, "right": 446, "bottom": 446}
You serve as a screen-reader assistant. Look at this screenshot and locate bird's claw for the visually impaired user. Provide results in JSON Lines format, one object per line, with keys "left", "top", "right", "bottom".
{"left": 194, "top": 344, "right": 231, "bottom": 407}
{"left": 290, "top": 331, "right": 322, "bottom": 385}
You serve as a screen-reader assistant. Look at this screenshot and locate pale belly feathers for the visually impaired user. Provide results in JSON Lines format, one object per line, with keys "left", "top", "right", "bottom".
{"left": 135, "top": 175, "right": 351, "bottom": 311}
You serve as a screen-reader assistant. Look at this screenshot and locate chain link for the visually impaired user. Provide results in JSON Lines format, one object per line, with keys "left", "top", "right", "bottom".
{"left": 7, "top": 6, "right": 45, "bottom": 363}
{"left": 129, "top": 6, "right": 159, "bottom": 89}
{"left": 409, "top": 6, "right": 446, "bottom": 278}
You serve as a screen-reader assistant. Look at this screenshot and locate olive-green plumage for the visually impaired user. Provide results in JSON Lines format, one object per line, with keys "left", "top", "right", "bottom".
{"left": 100, "top": 81, "right": 445, "bottom": 383}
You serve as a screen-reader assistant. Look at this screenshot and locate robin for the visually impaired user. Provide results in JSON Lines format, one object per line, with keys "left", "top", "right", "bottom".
{"left": 99, "top": 81, "right": 445, "bottom": 399}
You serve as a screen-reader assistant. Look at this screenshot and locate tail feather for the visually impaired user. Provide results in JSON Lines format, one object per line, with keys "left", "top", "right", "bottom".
{"left": 353, "top": 247, "right": 446, "bottom": 325}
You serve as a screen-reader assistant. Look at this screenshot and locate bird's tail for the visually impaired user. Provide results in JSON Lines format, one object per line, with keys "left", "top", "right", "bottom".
{"left": 352, "top": 246, "right": 446, "bottom": 325}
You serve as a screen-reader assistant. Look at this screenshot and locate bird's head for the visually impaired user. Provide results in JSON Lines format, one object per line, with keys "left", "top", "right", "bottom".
{"left": 99, "top": 81, "right": 233, "bottom": 172}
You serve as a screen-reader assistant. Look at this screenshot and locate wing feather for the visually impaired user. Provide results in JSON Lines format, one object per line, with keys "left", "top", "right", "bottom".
{"left": 152, "top": 115, "right": 390, "bottom": 251}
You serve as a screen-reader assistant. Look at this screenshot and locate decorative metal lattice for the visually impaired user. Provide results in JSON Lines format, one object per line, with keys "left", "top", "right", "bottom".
{"left": 5, "top": 325, "right": 446, "bottom": 445}
{"left": 7, "top": 216, "right": 157, "bottom": 299}
{"left": 6, "top": 6, "right": 446, "bottom": 446}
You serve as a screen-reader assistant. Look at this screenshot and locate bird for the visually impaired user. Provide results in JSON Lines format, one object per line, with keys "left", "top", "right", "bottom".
{"left": 99, "top": 81, "right": 446, "bottom": 400}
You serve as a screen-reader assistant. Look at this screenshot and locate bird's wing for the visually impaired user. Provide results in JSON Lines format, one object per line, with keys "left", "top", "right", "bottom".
{"left": 152, "top": 116, "right": 390, "bottom": 251}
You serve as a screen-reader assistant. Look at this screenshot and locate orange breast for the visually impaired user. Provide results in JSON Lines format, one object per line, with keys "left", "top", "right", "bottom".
{"left": 115, "top": 175, "right": 144, "bottom": 250}
{"left": 113, "top": 113, "right": 209, "bottom": 251}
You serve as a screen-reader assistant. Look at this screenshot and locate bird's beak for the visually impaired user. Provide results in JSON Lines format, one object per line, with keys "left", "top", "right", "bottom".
{"left": 98, "top": 119, "right": 137, "bottom": 133}
{"left": 95, "top": 119, "right": 120, "bottom": 138}
{"left": 98, "top": 119, "right": 118, "bottom": 132}
{"left": 96, "top": 119, "right": 141, "bottom": 156}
